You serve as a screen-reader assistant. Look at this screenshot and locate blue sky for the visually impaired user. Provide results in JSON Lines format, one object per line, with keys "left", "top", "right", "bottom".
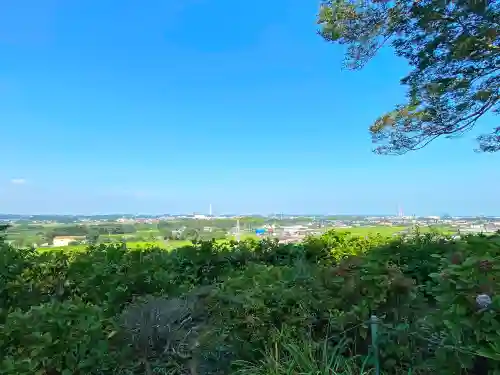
{"left": 0, "top": 0, "right": 498, "bottom": 216}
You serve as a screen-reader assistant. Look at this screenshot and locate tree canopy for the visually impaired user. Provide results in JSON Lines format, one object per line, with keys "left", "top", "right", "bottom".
{"left": 318, "top": 0, "right": 499, "bottom": 154}
{"left": 0, "top": 224, "right": 10, "bottom": 242}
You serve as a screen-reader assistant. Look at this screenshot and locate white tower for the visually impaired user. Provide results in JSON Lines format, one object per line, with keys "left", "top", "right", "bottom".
{"left": 209, "top": 203, "right": 212, "bottom": 217}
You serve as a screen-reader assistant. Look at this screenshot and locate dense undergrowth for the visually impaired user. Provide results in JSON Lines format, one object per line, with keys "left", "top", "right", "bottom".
{"left": 1, "top": 230, "right": 499, "bottom": 375}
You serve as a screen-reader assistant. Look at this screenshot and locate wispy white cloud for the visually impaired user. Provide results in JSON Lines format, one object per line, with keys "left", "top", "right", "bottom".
{"left": 10, "top": 178, "right": 26, "bottom": 185}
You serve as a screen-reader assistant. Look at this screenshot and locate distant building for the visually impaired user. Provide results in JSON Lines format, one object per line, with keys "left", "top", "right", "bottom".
{"left": 484, "top": 224, "right": 497, "bottom": 233}
{"left": 282, "top": 225, "right": 308, "bottom": 236}
{"left": 117, "top": 218, "right": 134, "bottom": 223}
{"left": 193, "top": 214, "right": 209, "bottom": 220}
{"left": 457, "top": 224, "right": 498, "bottom": 234}
{"left": 426, "top": 216, "right": 440, "bottom": 222}
{"left": 53, "top": 236, "right": 85, "bottom": 247}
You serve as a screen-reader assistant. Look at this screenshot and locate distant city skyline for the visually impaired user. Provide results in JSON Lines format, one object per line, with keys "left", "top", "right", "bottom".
{"left": 0, "top": 210, "right": 498, "bottom": 219}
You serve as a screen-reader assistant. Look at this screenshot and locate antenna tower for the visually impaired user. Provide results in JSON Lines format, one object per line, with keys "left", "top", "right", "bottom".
{"left": 236, "top": 218, "right": 241, "bottom": 242}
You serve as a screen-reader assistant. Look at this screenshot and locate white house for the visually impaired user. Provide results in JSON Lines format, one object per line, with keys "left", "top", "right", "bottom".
{"left": 53, "top": 236, "right": 85, "bottom": 247}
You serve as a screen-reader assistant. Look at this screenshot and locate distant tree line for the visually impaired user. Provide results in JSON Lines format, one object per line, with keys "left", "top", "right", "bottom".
{"left": 158, "top": 228, "right": 227, "bottom": 242}
{"left": 38, "top": 224, "right": 138, "bottom": 245}
{"left": 46, "top": 224, "right": 136, "bottom": 237}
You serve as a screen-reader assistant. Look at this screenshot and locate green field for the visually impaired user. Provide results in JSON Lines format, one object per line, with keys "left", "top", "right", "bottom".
{"left": 333, "top": 225, "right": 407, "bottom": 236}
{"left": 46, "top": 239, "right": 193, "bottom": 252}
{"left": 334, "top": 225, "right": 454, "bottom": 236}
{"left": 13, "top": 225, "right": 455, "bottom": 253}
{"left": 48, "top": 236, "right": 255, "bottom": 252}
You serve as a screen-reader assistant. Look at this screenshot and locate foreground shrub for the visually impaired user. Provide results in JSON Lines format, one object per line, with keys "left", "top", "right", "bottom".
{"left": 200, "top": 261, "right": 340, "bottom": 373}
{"left": 366, "top": 232, "right": 457, "bottom": 293}
{"left": 321, "top": 255, "right": 428, "bottom": 373}
{"left": 200, "top": 253, "right": 422, "bottom": 373}
{"left": 0, "top": 244, "right": 38, "bottom": 320}
{"left": 2, "top": 231, "right": 500, "bottom": 374}
{"left": 302, "top": 230, "right": 386, "bottom": 265}
{"left": 424, "top": 234, "right": 500, "bottom": 374}
{"left": 66, "top": 245, "right": 177, "bottom": 315}
{"left": 0, "top": 299, "right": 123, "bottom": 375}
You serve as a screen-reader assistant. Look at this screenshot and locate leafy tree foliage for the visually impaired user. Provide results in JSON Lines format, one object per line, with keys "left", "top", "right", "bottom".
{"left": 183, "top": 228, "right": 200, "bottom": 241}
{"left": 47, "top": 225, "right": 88, "bottom": 237}
{"left": 159, "top": 228, "right": 173, "bottom": 240}
{"left": 318, "top": 0, "right": 500, "bottom": 154}
{"left": 90, "top": 224, "right": 137, "bottom": 235}
{"left": 0, "top": 224, "right": 10, "bottom": 244}
{"left": 85, "top": 232, "right": 100, "bottom": 245}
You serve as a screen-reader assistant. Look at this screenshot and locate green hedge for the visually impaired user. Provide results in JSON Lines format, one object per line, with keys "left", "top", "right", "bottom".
{"left": 1, "top": 231, "right": 499, "bottom": 374}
